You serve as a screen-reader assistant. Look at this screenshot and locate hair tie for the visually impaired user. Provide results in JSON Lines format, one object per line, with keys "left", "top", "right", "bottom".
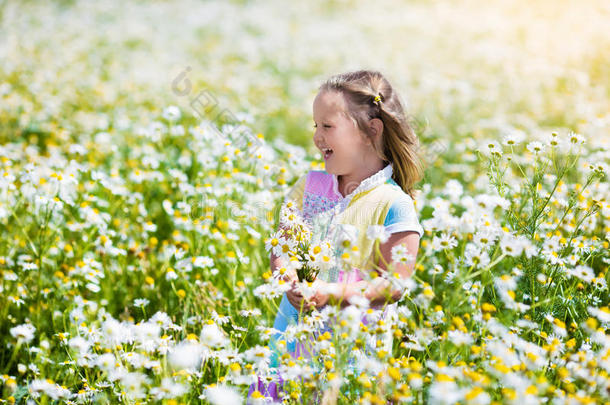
{"left": 373, "top": 93, "right": 382, "bottom": 106}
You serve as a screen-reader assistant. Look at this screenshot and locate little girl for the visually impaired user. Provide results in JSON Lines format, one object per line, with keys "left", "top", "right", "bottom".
{"left": 249, "top": 70, "right": 424, "bottom": 401}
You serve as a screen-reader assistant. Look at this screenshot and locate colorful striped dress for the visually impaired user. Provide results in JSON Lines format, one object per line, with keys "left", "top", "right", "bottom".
{"left": 248, "top": 163, "right": 423, "bottom": 400}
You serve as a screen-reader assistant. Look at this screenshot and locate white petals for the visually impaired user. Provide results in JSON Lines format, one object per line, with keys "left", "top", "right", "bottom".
{"left": 366, "top": 225, "right": 390, "bottom": 244}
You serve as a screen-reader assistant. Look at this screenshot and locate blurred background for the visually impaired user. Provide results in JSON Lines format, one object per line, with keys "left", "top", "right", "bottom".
{"left": 2, "top": 0, "right": 609, "bottom": 182}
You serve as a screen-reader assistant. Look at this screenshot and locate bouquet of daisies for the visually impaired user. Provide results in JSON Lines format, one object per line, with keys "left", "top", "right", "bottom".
{"left": 265, "top": 200, "right": 337, "bottom": 282}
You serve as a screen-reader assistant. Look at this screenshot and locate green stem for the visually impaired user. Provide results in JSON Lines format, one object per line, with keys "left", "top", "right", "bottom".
{"left": 464, "top": 253, "right": 507, "bottom": 281}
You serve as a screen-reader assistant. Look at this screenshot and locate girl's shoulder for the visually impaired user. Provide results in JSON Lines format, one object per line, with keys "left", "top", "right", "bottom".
{"left": 368, "top": 177, "right": 421, "bottom": 217}
{"left": 383, "top": 177, "right": 418, "bottom": 202}
{"left": 371, "top": 176, "right": 410, "bottom": 202}
{"left": 385, "top": 176, "right": 399, "bottom": 187}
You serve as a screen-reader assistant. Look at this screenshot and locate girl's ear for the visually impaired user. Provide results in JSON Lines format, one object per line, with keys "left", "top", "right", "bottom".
{"left": 369, "top": 118, "right": 384, "bottom": 145}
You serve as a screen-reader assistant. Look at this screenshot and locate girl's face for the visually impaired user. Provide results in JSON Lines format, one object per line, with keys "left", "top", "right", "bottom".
{"left": 312, "top": 90, "right": 374, "bottom": 176}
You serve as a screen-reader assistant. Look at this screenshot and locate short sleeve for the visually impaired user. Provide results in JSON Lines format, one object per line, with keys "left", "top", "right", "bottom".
{"left": 383, "top": 193, "right": 424, "bottom": 237}
{"left": 282, "top": 173, "right": 308, "bottom": 212}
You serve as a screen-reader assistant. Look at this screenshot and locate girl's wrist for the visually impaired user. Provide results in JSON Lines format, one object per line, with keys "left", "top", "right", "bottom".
{"left": 334, "top": 279, "right": 396, "bottom": 308}
{"left": 332, "top": 280, "right": 367, "bottom": 307}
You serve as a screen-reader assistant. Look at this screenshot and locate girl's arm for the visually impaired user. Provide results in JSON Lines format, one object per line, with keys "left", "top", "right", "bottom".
{"left": 339, "top": 230, "right": 419, "bottom": 308}
{"left": 296, "top": 231, "right": 420, "bottom": 310}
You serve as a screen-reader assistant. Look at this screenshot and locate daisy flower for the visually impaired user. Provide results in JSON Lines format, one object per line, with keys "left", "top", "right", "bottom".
{"left": 391, "top": 244, "right": 415, "bottom": 264}
{"left": 133, "top": 298, "right": 149, "bottom": 307}
{"left": 366, "top": 225, "right": 390, "bottom": 244}
{"left": 463, "top": 243, "right": 490, "bottom": 268}
{"left": 10, "top": 323, "right": 36, "bottom": 343}
{"left": 162, "top": 105, "right": 181, "bottom": 121}
{"left": 430, "top": 232, "right": 458, "bottom": 251}
{"left": 566, "top": 265, "right": 595, "bottom": 283}
{"left": 526, "top": 141, "right": 545, "bottom": 155}
{"left": 264, "top": 233, "right": 291, "bottom": 257}
{"left": 502, "top": 129, "right": 526, "bottom": 146}
{"left": 203, "top": 384, "right": 242, "bottom": 405}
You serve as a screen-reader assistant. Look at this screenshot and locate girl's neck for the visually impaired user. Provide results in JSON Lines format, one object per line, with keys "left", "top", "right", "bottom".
{"left": 337, "top": 160, "right": 387, "bottom": 198}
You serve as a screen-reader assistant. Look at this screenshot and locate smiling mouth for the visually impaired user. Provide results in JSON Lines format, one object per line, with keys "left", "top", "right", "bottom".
{"left": 323, "top": 148, "right": 333, "bottom": 159}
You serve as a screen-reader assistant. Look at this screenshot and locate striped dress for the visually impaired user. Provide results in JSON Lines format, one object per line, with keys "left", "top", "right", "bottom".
{"left": 248, "top": 163, "right": 423, "bottom": 400}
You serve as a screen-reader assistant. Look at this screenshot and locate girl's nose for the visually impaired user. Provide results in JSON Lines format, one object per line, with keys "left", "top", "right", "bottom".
{"left": 313, "top": 127, "right": 323, "bottom": 146}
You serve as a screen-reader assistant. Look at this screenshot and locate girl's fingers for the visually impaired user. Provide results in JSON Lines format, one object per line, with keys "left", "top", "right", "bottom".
{"left": 287, "top": 292, "right": 299, "bottom": 307}
{"left": 289, "top": 284, "right": 303, "bottom": 297}
{"left": 287, "top": 290, "right": 302, "bottom": 305}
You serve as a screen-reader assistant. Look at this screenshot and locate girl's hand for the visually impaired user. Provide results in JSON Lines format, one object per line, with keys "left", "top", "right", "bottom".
{"left": 286, "top": 280, "right": 305, "bottom": 310}
{"left": 304, "top": 280, "right": 331, "bottom": 310}
{"left": 286, "top": 279, "right": 331, "bottom": 311}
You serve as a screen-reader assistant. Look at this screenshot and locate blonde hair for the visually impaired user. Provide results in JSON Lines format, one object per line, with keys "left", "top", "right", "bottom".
{"left": 319, "top": 70, "right": 424, "bottom": 199}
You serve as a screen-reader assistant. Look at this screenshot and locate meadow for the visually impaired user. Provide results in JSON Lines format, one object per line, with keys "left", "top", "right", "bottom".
{"left": 0, "top": 0, "right": 609, "bottom": 403}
